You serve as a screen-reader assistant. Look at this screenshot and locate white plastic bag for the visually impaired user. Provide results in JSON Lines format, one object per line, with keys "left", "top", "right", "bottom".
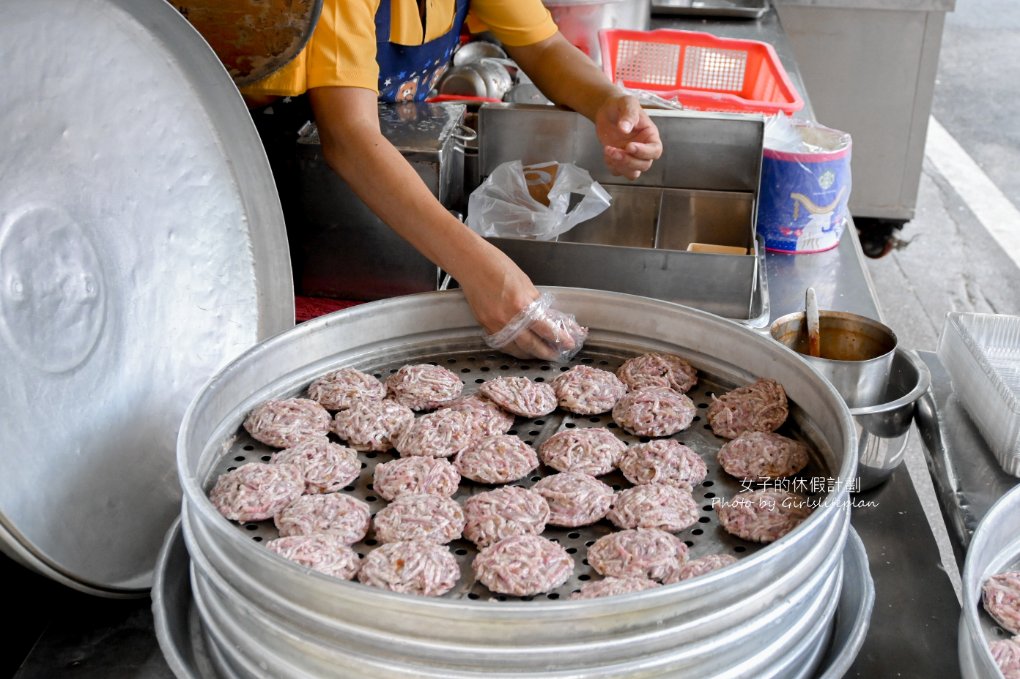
{"left": 466, "top": 161, "right": 612, "bottom": 240}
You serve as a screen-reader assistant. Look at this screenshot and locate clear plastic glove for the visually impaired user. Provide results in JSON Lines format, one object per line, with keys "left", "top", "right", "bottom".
{"left": 483, "top": 293, "right": 588, "bottom": 362}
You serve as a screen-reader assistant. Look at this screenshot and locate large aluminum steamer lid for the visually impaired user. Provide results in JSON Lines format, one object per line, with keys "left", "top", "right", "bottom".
{"left": 0, "top": 0, "right": 294, "bottom": 595}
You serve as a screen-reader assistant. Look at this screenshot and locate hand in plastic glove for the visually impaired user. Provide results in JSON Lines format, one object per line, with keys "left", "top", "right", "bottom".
{"left": 595, "top": 94, "right": 663, "bottom": 181}
{"left": 457, "top": 246, "right": 586, "bottom": 362}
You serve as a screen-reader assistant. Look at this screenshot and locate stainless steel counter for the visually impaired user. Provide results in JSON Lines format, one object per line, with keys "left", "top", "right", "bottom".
{"left": 8, "top": 7, "right": 962, "bottom": 679}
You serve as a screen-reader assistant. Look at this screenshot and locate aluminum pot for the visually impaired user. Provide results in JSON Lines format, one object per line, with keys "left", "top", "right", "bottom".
{"left": 177, "top": 288, "right": 857, "bottom": 677}
{"left": 960, "top": 483, "right": 1020, "bottom": 679}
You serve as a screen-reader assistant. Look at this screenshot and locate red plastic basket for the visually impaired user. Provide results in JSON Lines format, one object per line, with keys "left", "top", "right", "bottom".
{"left": 598, "top": 29, "right": 804, "bottom": 114}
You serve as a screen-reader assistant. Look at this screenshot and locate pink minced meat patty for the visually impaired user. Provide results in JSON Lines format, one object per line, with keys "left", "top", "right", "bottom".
{"left": 616, "top": 352, "right": 698, "bottom": 393}
{"left": 271, "top": 437, "right": 361, "bottom": 494}
{"left": 358, "top": 540, "right": 460, "bottom": 597}
{"left": 306, "top": 367, "right": 385, "bottom": 411}
{"left": 372, "top": 456, "right": 461, "bottom": 501}
{"left": 587, "top": 528, "right": 689, "bottom": 582}
{"left": 266, "top": 533, "right": 362, "bottom": 580}
{"left": 473, "top": 534, "right": 573, "bottom": 596}
{"left": 372, "top": 493, "right": 465, "bottom": 544}
{"left": 552, "top": 365, "right": 627, "bottom": 415}
{"left": 984, "top": 571, "right": 1020, "bottom": 635}
{"left": 243, "top": 398, "right": 332, "bottom": 448}
{"left": 209, "top": 462, "right": 305, "bottom": 523}
{"left": 707, "top": 378, "right": 789, "bottom": 439}
{"left": 670, "top": 553, "right": 739, "bottom": 583}
{"left": 570, "top": 576, "right": 661, "bottom": 600}
{"left": 607, "top": 483, "right": 700, "bottom": 532}
{"left": 618, "top": 439, "right": 707, "bottom": 490}
{"left": 331, "top": 399, "right": 414, "bottom": 452}
{"left": 462, "top": 486, "right": 550, "bottom": 548}
{"left": 532, "top": 472, "right": 614, "bottom": 527}
{"left": 612, "top": 387, "right": 697, "bottom": 437}
{"left": 538, "top": 427, "right": 626, "bottom": 477}
{"left": 717, "top": 490, "right": 813, "bottom": 543}
{"left": 273, "top": 493, "right": 372, "bottom": 544}
{"left": 454, "top": 434, "right": 539, "bottom": 484}
{"left": 991, "top": 637, "right": 1020, "bottom": 679}
{"left": 717, "top": 431, "right": 810, "bottom": 480}
{"left": 385, "top": 364, "right": 464, "bottom": 411}
{"left": 439, "top": 394, "right": 515, "bottom": 437}
{"left": 479, "top": 376, "right": 557, "bottom": 418}
{"left": 393, "top": 409, "right": 476, "bottom": 458}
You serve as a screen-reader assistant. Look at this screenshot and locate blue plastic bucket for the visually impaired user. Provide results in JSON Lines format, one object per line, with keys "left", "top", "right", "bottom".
{"left": 757, "top": 122, "right": 852, "bottom": 254}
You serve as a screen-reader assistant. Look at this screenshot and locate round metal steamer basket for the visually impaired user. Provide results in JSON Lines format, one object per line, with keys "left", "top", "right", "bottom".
{"left": 959, "top": 484, "right": 1020, "bottom": 678}
{"left": 178, "top": 289, "right": 857, "bottom": 678}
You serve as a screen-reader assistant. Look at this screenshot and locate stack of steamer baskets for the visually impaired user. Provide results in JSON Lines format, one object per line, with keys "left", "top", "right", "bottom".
{"left": 177, "top": 288, "right": 857, "bottom": 678}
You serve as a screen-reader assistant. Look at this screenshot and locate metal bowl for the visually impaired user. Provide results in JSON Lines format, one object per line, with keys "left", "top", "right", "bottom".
{"left": 850, "top": 349, "right": 932, "bottom": 490}
{"left": 177, "top": 288, "right": 857, "bottom": 677}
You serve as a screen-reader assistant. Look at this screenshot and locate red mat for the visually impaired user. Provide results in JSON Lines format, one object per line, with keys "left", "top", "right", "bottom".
{"left": 295, "top": 296, "right": 363, "bottom": 323}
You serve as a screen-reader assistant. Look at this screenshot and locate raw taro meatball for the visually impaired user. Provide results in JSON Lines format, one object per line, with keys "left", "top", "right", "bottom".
{"left": 307, "top": 367, "right": 385, "bottom": 411}
{"left": 393, "top": 409, "right": 476, "bottom": 458}
{"left": 473, "top": 534, "right": 573, "bottom": 596}
{"left": 439, "top": 394, "right": 515, "bottom": 437}
{"left": 612, "top": 387, "right": 696, "bottom": 437}
{"left": 266, "top": 534, "right": 361, "bottom": 580}
{"left": 274, "top": 493, "right": 372, "bottom": 544}
{"left": 618, "top": 439, "right": 707, "bottom": 490}
{"left": 607, "top": 483, "right": 700, "bottom": 532}
{"left": 372, "top": 456, "right": 461, "bottom": 501}
{"left": 454, "top": 434, "right": 539, "bottom": 484}
{"left": 707, "top": 378, "right": 789, "bottom": 439}
{"left": 372, "top": 493, "right": 465, "bottom": 544}
{"left": 716, "top": 490, "right": 813, "bottom": 543}
{"left": 532, "top": 472, "right": 614, "bottom": 527}
{"left": 385, "top": 364, "right": 464, "bottom": 411}
{"left": 616, "top": 352, "right": 698, "bottom": 393}
{"left": 331, "top": 399, "right": 414, "bottom": 452}
{"left": 587, "top": 528, "right": 688, "bottom": 582}
{"left": 479, "top": 376, "right": 557, "bottom": 418}
{"left": 358, "top": 541, "right": 460, "bottom": 597}
{"left": 538, "top": 427, "right": 626, "bottom": 477}
{"left": 209, "top": 462, "right": 305, "bottom": 523}
{"left": 717, "top": 431, "right": 810, "bottom": 480}
{"left": 462, "top": 486, "right": 550, "bottom": 549}
{"left": 243, "top": 398, "right": 332, "bottom": 448}
{"left": 271, "top": 437, "right": 361, "bottom": 494}
{"left": 552, "top": 365, "right": 627, "bottom": 415}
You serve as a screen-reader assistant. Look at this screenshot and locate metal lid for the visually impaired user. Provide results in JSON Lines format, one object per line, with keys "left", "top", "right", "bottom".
{"left": 0, "top": 0, "right": 294, "bottom": 595}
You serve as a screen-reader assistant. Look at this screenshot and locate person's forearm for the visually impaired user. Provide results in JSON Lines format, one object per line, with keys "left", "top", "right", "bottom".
{"left": 505, "top": 34, "right": 620, "bottom": 122}
{"left": 309, "top": 93, "right": 489, "bottom": 285}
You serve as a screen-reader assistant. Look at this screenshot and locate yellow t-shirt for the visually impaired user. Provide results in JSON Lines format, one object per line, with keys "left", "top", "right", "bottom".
{"left": 243, "top": 0, "right": 557, "bottom": 98}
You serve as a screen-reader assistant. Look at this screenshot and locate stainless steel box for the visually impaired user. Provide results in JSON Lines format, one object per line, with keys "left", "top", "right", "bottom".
{"left": 290, "top": 102, "right": 466, "bottom": 301}
{"left": 476, "top": 104, "right": 767, "bottom": 325}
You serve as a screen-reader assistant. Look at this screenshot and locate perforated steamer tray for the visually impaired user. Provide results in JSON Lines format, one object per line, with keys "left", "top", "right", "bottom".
{"left": 176, "top": 289, "right": 858, "bottom": 677}
{"left": 209, "top": 346, "right": 832, "bottom": 602}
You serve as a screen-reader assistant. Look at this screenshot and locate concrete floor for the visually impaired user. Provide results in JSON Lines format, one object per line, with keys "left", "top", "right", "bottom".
{"left": 858, "top": 0, "right": 1020, "bottom": 601}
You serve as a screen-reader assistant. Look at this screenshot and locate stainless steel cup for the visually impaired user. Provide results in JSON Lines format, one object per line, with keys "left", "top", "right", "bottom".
{"left": 770, "top": 310, "right": 898, "bottom": 408}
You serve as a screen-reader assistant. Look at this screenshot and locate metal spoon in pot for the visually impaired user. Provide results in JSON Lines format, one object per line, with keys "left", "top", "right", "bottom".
{"left": 805, "top": 287, "right": 821, "bottom": 358}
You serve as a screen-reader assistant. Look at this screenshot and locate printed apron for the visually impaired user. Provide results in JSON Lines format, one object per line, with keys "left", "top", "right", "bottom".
{"left": 375, "top": 0, "right": 470, "bottom": 102}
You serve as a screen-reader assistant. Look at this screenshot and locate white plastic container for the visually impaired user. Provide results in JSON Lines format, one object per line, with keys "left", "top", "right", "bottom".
{"left": 543, "top": 0, "right": 650, "bottom": 63}
{"left": 937, "top": 312, "right": 1020, "bottom": 477}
